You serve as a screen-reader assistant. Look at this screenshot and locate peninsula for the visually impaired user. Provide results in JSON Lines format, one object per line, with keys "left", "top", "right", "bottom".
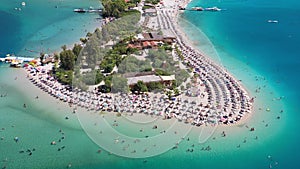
{"left": 18, "top": 0, "right": 253, "bottom": 126}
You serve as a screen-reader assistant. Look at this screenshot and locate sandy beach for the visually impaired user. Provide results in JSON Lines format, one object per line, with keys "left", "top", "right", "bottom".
{"left": 12, "top": 0, "right": 255, "bottom": 136}
{"left": 1, "top": 0, "right": 254, "bottom": 159}
{"left": 1, "top": 0, "right": 297, "bottom": 168}
{"left": 1, "top": 0, "right": 287, "bottom": 159}
{"left": 158, "top": 0, "right": 253, "bottom": 123}
{"left": 4, "top": 66, "right": 282, "bottom": 159}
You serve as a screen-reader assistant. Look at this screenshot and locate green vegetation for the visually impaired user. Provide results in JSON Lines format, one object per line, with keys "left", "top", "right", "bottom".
{"left": 81, "top": 70, "right": 105, "bottom": 85}
{"left": 159, "top": 43, "right": 173, "bottom": 51}
{"left": 71, "top": 11, "right": 141, "bottom": 90}
{"left": 98, "top": 75, "right": 112, "bottom": 93}
{"left": 130, "top": 76, "right": 166, "bottom": 93}
{"left": 101, "top": 0, "right": 141, "bottom": 18}
{"left": 155, "top": 68, "right": 170, "bottom": 76}
{"left": 129, "top": 0, "right": 141, "bottom": 4}
{"left": 175, "top": 45, "right": 184, "bottom": 60}
{"left": 39, "top": 53, "right": 45, "bottom": 66}
{"left": 101, "top": 0, "right": 127, "bottom": 18}
{"left": 142, "top": 5, "right": 153, "bottom": 10}
{"left": 173, "top": 88, "right": 180, "bottom": 96}
{"left": 98, "top": 39, "right": 140, "bottom": 74}
{"left": 186, "top": 82, "right": 191, "bottom": 89}
{"left": 131, "top": 80, "right": 148, "bottom": 93}
{"left": 147, "top": 49, "right": 177, "bottom": 74}
{"left": 174, "top": 69, "right": 190, "bottom": 86}
{"left": 118, "top": 56, "right": 152, "bottom": 73}
{"left": 53, "top": 45, "right": 79, "bottom": 85}
{"left": 59, "top": 46, "right": 76, "bottom": 71}
{"left": 165, "top": 90, "right": 173, "bottom": 100}
{"left": 72, "top": 44, "right": 83, "bottom": 60}
{"left": 48, "top": 1, "right": 189, "bottom": 94}
{"left": 55, "top": 70, "right": 74, "bottom": 85}
{"left": 111, "top": 75, "right": 129, "bottom": 93}
{"left": 145, "top": 0, "right": 160, "bottom": 5}
{"left": 147, "top": 48, "right": 190, "bottom": 88}
{"left": 146, "top": 81, "right": 164, "bottom": 92}
{"left": 78, "top": 11, "right": 141, "bottom": 72}
{"left": 46, "top": 1, "right": 140, "bottom": 90}
{"left": 120, "top": 8, "right": 141, "bottom": 17}
{"left": 164, "top": 88, "right": 181, "bottom": 100}
{"left": 101, "top": 10, "right": 140, "bottom": 41}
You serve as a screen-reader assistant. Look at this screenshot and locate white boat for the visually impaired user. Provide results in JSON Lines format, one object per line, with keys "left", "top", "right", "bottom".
{"left": 73, "top": 8, "right": 86, "bottom": 13}
{"left": 21, "top": 2, "right": 26, "bottom": 6}
{"left": 10, "top": 59, "right": 23, "bottom": 68}
{"left": 73, "top": 8, "right": 102, "bottom": 13}
{"left": 191, "top": 7, "right": 204, "bottom": 11}
{"left": 268, "top": 20, "right": 279, "bottom": 23}
{"left": 205, "top": 7, "right": 221, "bottom": 11}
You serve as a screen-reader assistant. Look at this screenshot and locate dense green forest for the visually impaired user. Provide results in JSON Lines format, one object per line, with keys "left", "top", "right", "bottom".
{"left": 101, "top": 0, "right": 141, "bottom": 18}
{"left": 51, "top": 1, "right": 189, "bottom": 94}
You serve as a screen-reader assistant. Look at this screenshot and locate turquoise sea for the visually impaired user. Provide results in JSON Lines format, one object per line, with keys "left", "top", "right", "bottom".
{"left": 1, "top": 0, "right": 300, "bottom": 169}
{"left": 0, "top": 0, "right": 101, "bottom": 57}
{"left": 180, "top": 0, "right": 300, "bottom": 168}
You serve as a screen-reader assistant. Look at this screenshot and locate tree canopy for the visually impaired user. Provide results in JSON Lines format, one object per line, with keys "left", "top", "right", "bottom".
{"left": 132, "top": 80, "right": 148, "bottom": 93}
{"left": 118, "top": 56, "right": 151, "bottom": 74}
{"left": 102, "top": 0, "right": 127, "bottom": 18}
{"left": 111, "top": 75, "right": 129, "bottom": 93}
{"left": 59, "top": 48, "right": 75, "bottom": 71}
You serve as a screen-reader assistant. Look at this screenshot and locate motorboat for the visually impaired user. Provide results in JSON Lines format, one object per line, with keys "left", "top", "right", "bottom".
{"left": 73, "top": 8, "right": 102, "bottom": 13}
{"left": 205, "top": 7, "right": 221, "bottom": 11}
{"left": 73, "top": 8, "right": 86, "bottom": 13}
{"left": 268, "top": 20, "right": 279, "bottom": 23}
{"left": 191, "top": 7, "right": 204, "bottom": 11}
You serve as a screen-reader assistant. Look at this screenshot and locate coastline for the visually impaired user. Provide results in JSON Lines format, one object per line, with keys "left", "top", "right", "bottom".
{"left": 4, "top": 64, "right": 285, "bottom": 154}
{"left": 11, "top": 0, "right": 254, "bottom": 128}
{"left": 5, "top": 1, "right": 255, "bottom": 155}
{"left": 1, "top": 0, "right": 297, "bottom": 168}
{"left": 170, "top": 0, "right": 287, "bottom": 138}
{"left": 0, "top": 66, "right": 244, "bottom": 156}
{"left": 3, "top": 68, "right": 79, "bottom": 128}
{"left": 160, "top": 0, "right": 253, "bottom": 126}
{"left": 0, "top": 1, "right": 290, "bottom": 166}
{"left": 0, "top": 0, "right": 103, "bottom": 57}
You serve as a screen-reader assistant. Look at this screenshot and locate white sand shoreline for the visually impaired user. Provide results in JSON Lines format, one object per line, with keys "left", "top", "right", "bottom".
{"left": 158, "top": 0, "right": 254, "bottom": 126}
{"left": 10, "top": 0, "right": 254, "bottom": 129}
{"left": 6, "top": 0, "right": 255, "bottom": 139}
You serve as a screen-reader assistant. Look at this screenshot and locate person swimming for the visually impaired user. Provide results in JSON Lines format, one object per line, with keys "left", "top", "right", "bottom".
{"left": 14, "top": 137, "right": 19, "bottom": 143}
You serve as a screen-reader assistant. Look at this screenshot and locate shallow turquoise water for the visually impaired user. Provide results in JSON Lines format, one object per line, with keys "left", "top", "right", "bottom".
{"left": 0, "top": 0, "right": 101, "bottom": 57}
{"left": 180, "top": 0, "right": 300, "bottom": 168}
{"left": 1, "top": 0, "right": 300, "bottom": 169}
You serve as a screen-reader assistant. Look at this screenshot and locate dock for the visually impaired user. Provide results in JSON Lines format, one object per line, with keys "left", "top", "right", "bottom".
{"left": 0, "top": 56, "right": 34, "bottom": 63}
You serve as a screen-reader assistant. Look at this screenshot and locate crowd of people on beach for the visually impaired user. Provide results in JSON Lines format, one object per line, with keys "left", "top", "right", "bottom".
{"left": 24, "top": 48, "right": 251, "bottom": 127}
{"left": 156, "top": 3, "right": 253, "bottom": 125}
{"left": 22, "top": 0, "right": 253, "bottom": 127}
